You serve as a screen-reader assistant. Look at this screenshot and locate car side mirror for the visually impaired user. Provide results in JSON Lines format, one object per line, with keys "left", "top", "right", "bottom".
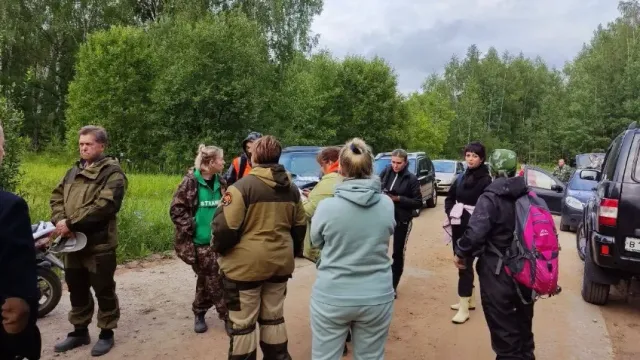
{"left": 579, "top": 169, "right": 600, "bottom": 182}
{"left": 551, "top": 184, "right": 564, "bottom": 193}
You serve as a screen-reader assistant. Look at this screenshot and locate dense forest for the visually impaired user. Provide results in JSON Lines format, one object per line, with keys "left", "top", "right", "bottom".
{"left": 2, "top": 0, "right": 640, "bottom": 185}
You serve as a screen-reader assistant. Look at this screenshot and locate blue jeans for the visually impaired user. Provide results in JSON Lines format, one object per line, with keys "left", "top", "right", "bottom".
{"left": 310, "top": 297, "right": 393, "bottom": 360}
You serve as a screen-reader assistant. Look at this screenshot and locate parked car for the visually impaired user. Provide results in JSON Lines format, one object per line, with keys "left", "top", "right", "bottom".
{"left": 579, "top": 121, "right": 640, "bottom": 305}
{"left": 575, "top": 152, "right": 606, "bottom": 170}
{"left": 433, "top": 159, "right": 464, "bottom": 194}
{"left": 374, "top": 151, "right": 437, "bottom": 216}
{"left": 279, "top": 146, "right": 322, "bottom": 189}
{"left": 521, "top": 165, "right": 598, "bottom": 228}
{"left": 559, "top": 168, "right": 599, "bottom": 232}
{"left": 521, "top": 165, "right": 566, "bottom": 214}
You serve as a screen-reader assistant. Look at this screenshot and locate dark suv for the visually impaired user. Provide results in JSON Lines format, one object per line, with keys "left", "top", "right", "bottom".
{"left": 580, "top": 121, "right": 640, "bottom": 305}
{"left": 278, "top": 146, "right": 322, "bottom": 189}
{"left": 374, "top": 151, "right": 437, "bottom": 216}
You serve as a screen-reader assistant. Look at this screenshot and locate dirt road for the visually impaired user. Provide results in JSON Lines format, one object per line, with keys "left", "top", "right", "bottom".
{"left": 37, "top": 202, "right": 640, "bottom": 359}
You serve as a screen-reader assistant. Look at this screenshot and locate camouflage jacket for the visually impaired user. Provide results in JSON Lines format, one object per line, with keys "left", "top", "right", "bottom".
{"left": 50, "top": 156, "right": 128, "bottom": 253}
{"left": 552, "top": 165, "right": 573, "bottom": 183}
{"left": 169, "top": 169, "right": 227, "bottom": 265}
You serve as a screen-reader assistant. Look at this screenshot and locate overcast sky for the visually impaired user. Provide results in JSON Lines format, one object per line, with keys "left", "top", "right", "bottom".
{"left": 311, "top": 0, "right": 621, "bottom": 93}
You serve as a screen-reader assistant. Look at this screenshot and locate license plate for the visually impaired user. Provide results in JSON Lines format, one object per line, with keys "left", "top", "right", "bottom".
{"left": 625, "top": 237, "right": 640, "bottom": 253}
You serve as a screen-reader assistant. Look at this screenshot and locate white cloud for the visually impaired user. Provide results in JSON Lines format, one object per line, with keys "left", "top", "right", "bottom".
{"left": 311, "top": 0, "right": 620, "bottom": 93}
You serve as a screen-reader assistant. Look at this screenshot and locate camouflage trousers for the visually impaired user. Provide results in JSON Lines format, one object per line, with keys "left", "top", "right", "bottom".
{"left": 192, "top": 245, "right": 227, "bottom": 319}
{"left": 63, "top": 251, "right": 119, "bottom": 330}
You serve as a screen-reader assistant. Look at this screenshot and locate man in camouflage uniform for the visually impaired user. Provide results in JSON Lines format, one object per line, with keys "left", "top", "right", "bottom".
{"left": 552, "top": 158, "right": 573, "bottom": 183}
{"left": 50, "top": 126, "right": 127, "bottom": 357}
{"left": 170, "top": 166, "right": 228, "bottom": 333}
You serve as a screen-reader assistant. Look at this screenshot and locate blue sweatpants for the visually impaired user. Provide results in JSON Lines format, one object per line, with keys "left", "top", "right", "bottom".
{"left": 310, "top": 297, "right": 394, "bottom": 360}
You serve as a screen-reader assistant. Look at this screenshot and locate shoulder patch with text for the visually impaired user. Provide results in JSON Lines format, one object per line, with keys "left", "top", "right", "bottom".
{"left": 221, "top": 192, "right": 232, "bottom": 206}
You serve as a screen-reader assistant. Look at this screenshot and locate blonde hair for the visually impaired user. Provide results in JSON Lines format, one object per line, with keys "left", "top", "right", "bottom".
{"left": 339, "top": 138, "right": 374, "bottom": 179}
{"left": 194, "top": 144, "right": 223, "bottom": 171}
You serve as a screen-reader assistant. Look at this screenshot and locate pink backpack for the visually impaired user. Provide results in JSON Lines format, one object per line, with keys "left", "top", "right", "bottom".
{"left": 489, "top": 191, "right": 561, "bottom": 304}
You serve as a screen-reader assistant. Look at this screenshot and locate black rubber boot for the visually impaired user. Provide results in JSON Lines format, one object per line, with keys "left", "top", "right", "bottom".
{"left": 91, "top": 330, "right": 114, "bottom": 357}
{"left": 54, "top": 328, "right": 91, "bottom": 353}
{"left": 194, "top": 313, "right": 208, "bottom": 333}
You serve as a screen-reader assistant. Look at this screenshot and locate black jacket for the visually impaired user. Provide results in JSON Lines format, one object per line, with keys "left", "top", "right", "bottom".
{"left": 455, "top": 176, "right": 528, "bottom": 259}
{"left": 444, "top": 165, "right": 493, "bottom": 243}
{"left": 444, "top": 164, "right": 493, "bottom": 217}
{"left": 0, "top": 191, "right": 41, "bottom": 359}
{"left": 379, "top": 165, "right": 422, "bottom": 223}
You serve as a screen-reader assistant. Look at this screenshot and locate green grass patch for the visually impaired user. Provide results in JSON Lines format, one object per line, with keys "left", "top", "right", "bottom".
{"left": 18, "top": 156, "right": 182, "bottom": 263}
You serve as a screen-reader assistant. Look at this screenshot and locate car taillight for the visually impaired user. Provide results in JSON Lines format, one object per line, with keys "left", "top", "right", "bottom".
{"left": 598, "top": 198, "right": 619, "bottom": 227}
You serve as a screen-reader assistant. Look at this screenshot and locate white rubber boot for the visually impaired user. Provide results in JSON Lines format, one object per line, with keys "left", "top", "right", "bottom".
{"left": 450, "top": 292, "right": 476, "bottom": 311}
{"left": 451, "top": 297, "right": 471, "bottom": 324}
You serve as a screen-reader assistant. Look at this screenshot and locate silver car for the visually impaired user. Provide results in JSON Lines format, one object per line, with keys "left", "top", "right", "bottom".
{"left": 433, "top": 159, "right": 465, "bottom": 194}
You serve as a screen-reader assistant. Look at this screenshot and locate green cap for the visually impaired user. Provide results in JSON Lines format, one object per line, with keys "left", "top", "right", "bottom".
{"left": 488, "top": 149, "right": 517, "bottom": 177}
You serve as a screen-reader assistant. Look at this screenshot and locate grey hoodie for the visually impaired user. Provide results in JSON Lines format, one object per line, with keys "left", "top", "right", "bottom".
{"left": 310, "top": 177, "right": 396, "bottom": 306}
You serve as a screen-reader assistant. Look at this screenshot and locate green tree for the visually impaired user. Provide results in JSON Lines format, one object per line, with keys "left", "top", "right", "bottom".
{"left": 149, "top": 13, "right": 273, "bottom": 171}
{"left": 563, "top": 0, "right": 640, "bottom": 155}
{"left": 0, "top": 95, "right": 26, "bottom": 192}
{"left": 332, "top": 56, "right": 407, "bottom": 153}
{"left": 65, "top": 26, "right": 155, "bottom": 167}
{"left": 404, "top": 85, "right": 455, "bottom": 156}
{"left": 266, "top": 51, "right": 341, "bottom": 146}
{"left": 0, "top": 0, "right": 136, "bottom": 148}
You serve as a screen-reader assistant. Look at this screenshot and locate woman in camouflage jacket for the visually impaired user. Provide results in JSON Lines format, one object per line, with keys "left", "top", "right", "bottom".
{"left": 169, "top": 144, "right": 228, "bottom": 334}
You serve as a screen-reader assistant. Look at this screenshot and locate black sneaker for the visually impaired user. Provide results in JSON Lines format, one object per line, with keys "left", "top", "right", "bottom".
{"left": 91, "top": 330, "right": 114, "bottom": 357}
{"left": 54, "top": 329, "right": 91, "bottom": 353}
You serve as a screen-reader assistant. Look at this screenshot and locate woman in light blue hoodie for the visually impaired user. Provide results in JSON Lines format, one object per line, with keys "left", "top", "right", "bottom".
{"left": 310, "top": 138, "right": 396, "bottom": 360}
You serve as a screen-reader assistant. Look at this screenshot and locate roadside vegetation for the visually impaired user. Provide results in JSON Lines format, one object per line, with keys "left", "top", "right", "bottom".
{"left": 2, "top": 1, "right": 640, "bottom": 260}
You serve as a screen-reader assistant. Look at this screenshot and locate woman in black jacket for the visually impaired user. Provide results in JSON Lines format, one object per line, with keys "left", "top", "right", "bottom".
{"left": 444, "top": 142, "right": 492, "bottom": 324}
{"left": 379, "top": 149, "right": 423, "bottom": 298}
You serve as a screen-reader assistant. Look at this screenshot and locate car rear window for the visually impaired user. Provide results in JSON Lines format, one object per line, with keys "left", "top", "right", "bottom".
{"left": 569, "top": 175, "right": 598, "bottom": 191}
{"left": 602, "top": 133, "right": 624, "bottom": 181}
{"left": 279, "top": 152, "right": 320, "bottom": 177}
{"left": 433, "top": 161, "right": 456, "bottom": 173}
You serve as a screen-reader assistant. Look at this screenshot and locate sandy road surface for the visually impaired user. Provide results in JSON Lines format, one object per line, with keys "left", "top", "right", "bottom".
{"left": 37, "top": 202, "right": 640, "bottom": 359}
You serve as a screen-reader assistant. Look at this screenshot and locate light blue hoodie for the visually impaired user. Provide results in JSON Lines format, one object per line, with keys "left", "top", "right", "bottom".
{"left": 310, "top": 177, "right": 396, "bottom": 307}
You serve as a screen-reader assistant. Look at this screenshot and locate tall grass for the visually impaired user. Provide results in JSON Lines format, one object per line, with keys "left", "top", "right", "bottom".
{"left": 18, "top": 155, "right": 182, "bottom": 262}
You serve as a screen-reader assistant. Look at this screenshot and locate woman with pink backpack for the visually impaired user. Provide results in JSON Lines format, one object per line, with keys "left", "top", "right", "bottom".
{"left": 453, "top": 163, "right": 561, "bottom": 359}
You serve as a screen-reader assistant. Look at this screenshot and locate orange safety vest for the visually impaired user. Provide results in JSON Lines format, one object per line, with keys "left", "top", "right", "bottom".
{"left": 232, "top": 156, "right": 252, "bottom": 179}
